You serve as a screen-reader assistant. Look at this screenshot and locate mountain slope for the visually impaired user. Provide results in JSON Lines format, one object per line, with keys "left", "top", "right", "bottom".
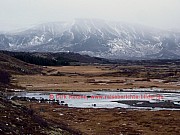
{"left": 1, "top": 19, "right": 180, "bottom": 59}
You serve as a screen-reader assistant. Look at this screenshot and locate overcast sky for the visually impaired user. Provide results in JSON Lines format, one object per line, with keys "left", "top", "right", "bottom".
{"left": 0, "top": 0, "right": 180, "bottom": 31}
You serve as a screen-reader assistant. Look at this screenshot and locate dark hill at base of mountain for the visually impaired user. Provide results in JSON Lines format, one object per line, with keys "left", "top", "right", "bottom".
{"left": 0, "top": 52, "right": 42, "bottom": 75}
{"left": 0, "top": 51, "right": 112, "bottom": 66}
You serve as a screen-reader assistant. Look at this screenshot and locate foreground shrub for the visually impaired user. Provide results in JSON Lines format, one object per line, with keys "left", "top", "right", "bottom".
{"left": 0, "top": 70, "right": 11, "bottom": 84}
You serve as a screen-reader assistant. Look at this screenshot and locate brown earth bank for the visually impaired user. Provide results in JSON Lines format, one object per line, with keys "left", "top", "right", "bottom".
{"left": 0, "top": 95, "right": 82, "bottom": 135}
{"left": 18, "top": 101, "right": 180, "bottom": 135}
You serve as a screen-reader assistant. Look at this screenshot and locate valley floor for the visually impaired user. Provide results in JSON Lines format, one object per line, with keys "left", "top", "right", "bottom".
{"left": 12, "top": 65, "right": 180, "bottom": 91}
{"left": 1, "top": 65, "right": 180, "bottom": 135}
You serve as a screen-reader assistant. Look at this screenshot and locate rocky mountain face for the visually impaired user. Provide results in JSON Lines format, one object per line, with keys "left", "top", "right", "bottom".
{"left": 0, "top": 19, "right": 180, "bottom": 59}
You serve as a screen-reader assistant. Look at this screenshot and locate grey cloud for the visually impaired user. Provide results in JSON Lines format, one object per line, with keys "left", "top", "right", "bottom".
{"left": 0, "top": 0, "right": 179, "bottom": 31}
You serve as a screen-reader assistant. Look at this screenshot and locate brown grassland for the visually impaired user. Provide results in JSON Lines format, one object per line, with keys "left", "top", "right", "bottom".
{"left": 12, "top": 65, "right": 180, "bottom": 91}
{"left": 6, "top": 65, "right": 180, "bottom": 135}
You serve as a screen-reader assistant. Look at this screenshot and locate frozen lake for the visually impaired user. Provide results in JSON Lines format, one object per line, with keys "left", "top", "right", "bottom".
{"left": 8, "top": 88, "right": 180, "bottom": 110}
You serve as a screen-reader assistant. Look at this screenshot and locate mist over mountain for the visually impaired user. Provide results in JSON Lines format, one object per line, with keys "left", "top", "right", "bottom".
{"left": 1, "top": 19, "right": 180, "bottom": 59}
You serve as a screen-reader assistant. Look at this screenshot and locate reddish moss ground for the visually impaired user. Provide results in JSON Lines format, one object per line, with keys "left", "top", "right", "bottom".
{"left": 23, "top": 102, "right": 180, "bottom": 135}
{"left": 0, "top": 96, "right": 76, "bottom": 135}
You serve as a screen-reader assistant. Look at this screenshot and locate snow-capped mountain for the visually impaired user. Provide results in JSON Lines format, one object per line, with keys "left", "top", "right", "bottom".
{"left": 1, "top": 19, "right": 180, "bottom": 59}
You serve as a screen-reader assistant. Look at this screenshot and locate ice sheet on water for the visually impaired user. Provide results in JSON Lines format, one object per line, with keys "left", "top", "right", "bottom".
{"left": 9, "top": 89, "right": 180, "bottom": 110}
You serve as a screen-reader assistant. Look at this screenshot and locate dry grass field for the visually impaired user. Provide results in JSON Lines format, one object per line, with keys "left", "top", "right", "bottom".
{"left": 48, "top": 66, "right": 115, "bottom": 74}
{"left": 19, "top": 101, "right": 180, "bottom": 135}
{"left": 12, "top": 65, "right": 180, "bottom": 91}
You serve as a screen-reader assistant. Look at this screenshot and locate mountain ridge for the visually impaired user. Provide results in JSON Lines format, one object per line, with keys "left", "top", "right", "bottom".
{"left": 1, "top": 19, "right": 180, "bottom": 59}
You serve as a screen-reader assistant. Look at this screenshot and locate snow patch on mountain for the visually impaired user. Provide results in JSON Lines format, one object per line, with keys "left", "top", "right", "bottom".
{"left": 0, "top": 19, "right": 180, "bottom": 59}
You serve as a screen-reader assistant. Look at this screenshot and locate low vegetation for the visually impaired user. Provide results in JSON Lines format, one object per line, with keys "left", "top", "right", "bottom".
{"left": 0, "top": 70, "right": 11, "bottom": 84}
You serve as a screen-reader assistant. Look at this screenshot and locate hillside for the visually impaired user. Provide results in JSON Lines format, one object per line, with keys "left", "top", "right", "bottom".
{"left": 0, "top": 51, "right": 111, "bottom": 66}
{"left": 0, "top": 52, "right": 42, "bottom": 75}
